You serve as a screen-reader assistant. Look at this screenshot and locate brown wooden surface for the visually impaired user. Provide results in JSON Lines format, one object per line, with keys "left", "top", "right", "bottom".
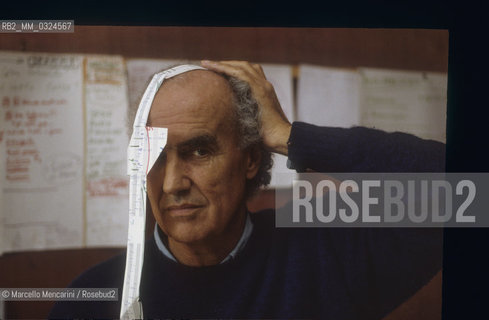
{"left": 0, "top": 248, "right": 124, "bottom": 318}
{"left": 0, "top": 26, "right": 448, "bottom": 72}
{"left": 0, "top": 26, "right": 447, "bottom": 319}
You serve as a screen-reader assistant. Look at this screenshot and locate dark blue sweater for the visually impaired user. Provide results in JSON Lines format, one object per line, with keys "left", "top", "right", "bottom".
{"left": 49, "top": 122, "right": 444, "bottom": 319}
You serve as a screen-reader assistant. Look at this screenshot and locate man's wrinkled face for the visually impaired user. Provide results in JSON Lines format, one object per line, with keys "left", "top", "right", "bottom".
{"left": 146, "top": 70, "right": 258, "bottom": 245}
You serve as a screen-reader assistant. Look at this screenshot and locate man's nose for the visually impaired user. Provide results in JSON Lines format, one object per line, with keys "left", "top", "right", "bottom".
{"left": 162, "top": 154, "right": 191, "bottom": 195}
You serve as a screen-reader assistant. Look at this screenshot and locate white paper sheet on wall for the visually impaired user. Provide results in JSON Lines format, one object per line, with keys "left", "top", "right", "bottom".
{"left": 297, "top": 64, "right": 361, "bottom": 128}
{"left": 261, "top": 64, "right": 297, "bottom": 188}
{"left": 358, "top": 68, "right": 447, "bottom": 143}
{"left": 297, "top": 64, "right": 447, "bottom": 143}
{"left": 84, "top": 55, "right": 130, "bottom": 247}
{"left": 0, "top": 51, "right": 85, "bottom": 253}
{"left": 0, "top": 52, "right": 132, "bottom": 254}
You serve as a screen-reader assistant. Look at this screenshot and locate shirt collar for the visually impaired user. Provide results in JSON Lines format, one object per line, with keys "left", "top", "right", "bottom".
{"left": 154, "top": 213, "right": 253, "bottom": 264}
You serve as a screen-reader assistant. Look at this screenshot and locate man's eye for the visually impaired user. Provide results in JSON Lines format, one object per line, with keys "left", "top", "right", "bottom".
{"left": 193, "top": 148, "right": 209, "bottom": 157}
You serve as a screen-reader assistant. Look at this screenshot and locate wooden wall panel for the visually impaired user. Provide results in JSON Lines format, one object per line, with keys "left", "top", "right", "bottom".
{"left": 0, "top": 26, "right": 448, "bottom": 72}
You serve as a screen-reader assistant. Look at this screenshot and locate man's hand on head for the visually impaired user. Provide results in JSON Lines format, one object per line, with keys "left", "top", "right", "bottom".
{"left": 201, "top": 60, "right": 292, "bottom": 156}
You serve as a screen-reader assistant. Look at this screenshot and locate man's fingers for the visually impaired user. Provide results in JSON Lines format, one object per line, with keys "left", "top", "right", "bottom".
{"left": 201, "top": 60, "right": 265, "bottom": 82}
{"left": 215, "top": 60, "right": 255, "bottom": 70}
{"left": 251, "top": 63, "right": 266, "bottom": 78}
{"left": 219, "top": 61, "right": 266, "bottom": 79}
{"left": 201, "top": 60, "right": 250, "bottom": 81}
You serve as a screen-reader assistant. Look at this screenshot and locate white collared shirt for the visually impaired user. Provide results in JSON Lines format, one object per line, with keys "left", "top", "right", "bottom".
{"left": 154, "top": 213, "right": 254, "bottom": 264}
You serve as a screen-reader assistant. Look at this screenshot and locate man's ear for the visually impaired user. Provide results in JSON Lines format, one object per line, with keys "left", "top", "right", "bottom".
{"left": 245, "top": 145, "right": 262, "bottom": 180}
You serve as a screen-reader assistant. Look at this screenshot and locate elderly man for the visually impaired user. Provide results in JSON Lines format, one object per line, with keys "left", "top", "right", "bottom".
{"left": 50, "top": 61, "right": 443, "bottom": 319}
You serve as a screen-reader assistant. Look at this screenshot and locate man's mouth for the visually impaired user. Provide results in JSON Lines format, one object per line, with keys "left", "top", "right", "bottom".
{"left": 165, "top": 204, "right": 204, "bottom": 216}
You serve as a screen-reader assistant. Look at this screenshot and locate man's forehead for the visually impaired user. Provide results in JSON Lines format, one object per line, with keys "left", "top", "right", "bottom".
{"left": 147, "top": 70, "right": 235, "bottom": 126}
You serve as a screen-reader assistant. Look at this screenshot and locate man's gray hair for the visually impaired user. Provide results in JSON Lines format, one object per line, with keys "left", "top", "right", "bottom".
{"left": 127, "top": 66, "right": 273, "bottom": 198}
{"left": 225, "top": 75, "right": 273, "bottom": 198}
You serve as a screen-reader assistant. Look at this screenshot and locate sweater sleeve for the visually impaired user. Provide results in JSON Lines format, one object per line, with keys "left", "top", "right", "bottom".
{"left": 287, "top": 122, "right": 446, "bottom": 172}
{"left": 284, "top": 122, "right": 444, "bottom": 317}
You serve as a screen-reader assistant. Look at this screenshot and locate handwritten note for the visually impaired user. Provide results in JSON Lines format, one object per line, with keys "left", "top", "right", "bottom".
{"left": 359, "top": 68, "right": 447, "bottom": 142}
{"left": 0, "top": 52, "right": 133, "bottom": 254}
{"left": 84, "top": 55, "right": 130, "bottom": 247}
{"left": 0, "top": 51, "right": 84, "bottom": 253}
{"left": 297, "top": 65, "right": 447, "bottom": 142}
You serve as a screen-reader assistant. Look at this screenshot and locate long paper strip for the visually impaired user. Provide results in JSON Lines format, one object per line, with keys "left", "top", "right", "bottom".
{"left": 121, "top": 65, "right": 206, "bottom": 319}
